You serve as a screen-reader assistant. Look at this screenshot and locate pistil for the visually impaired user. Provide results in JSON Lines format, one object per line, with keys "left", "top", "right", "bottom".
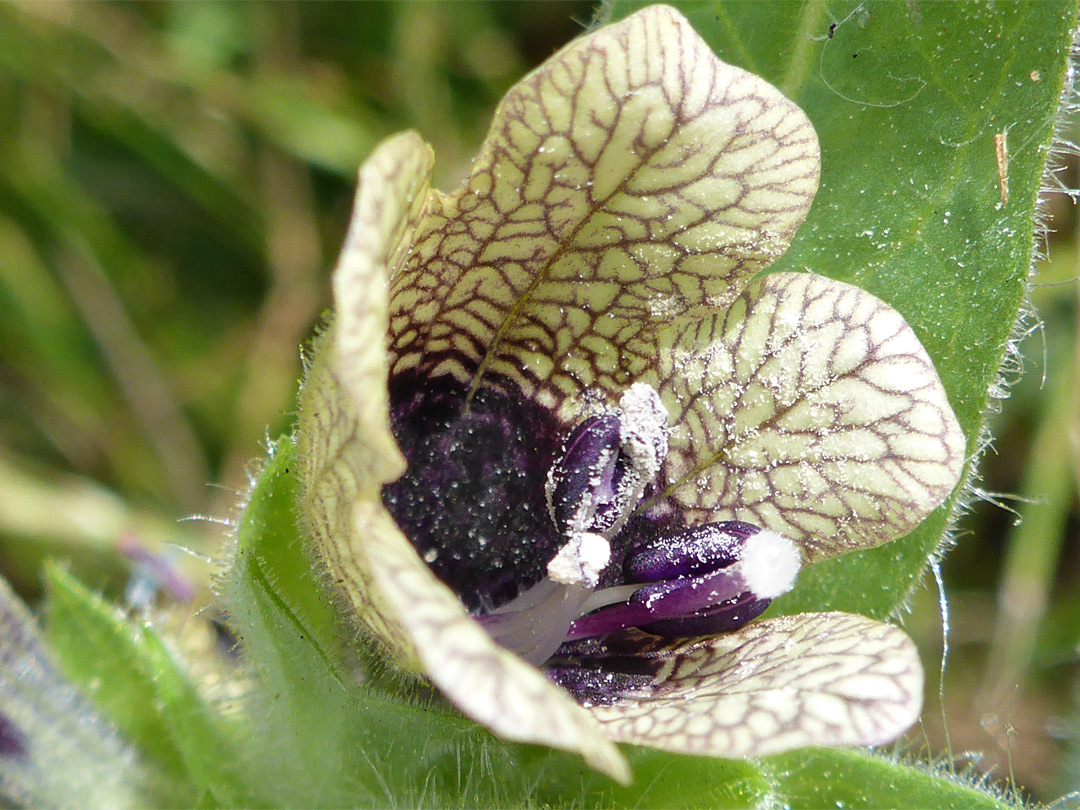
{"left": 477, "top": 579, "right": 594, "bottom": 665}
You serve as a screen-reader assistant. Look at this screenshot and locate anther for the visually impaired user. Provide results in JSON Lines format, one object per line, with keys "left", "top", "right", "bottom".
{"left": 565, "top": 523, "right": 801, "bottom": 640}
{"left": 545, "top": 413, "right": 623, "bottom": 538}
{"left": 476, "top": 384, "right": 669, "bottom": 662}
{"left": 543, "top": 384, "right": 669, "bottom": 587}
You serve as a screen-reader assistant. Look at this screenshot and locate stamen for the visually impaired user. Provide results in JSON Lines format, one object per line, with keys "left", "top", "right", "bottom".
{"left": 476, "top": 384, "right": 676, "bottom": 662}
{"left": 547, "top": 532, "right": 611, "bottom": 587}
{"left": 545, "top": 414, "right": 622, "bottom": 538}
{"left": 616, "top": 383, "right": 668, "bottom": 484}
{"left": 625, "top": 520, "right": 758, "bottom": 582}
{"left": 478, "top": 525, "right": 802, "bottom": 662}
{"left": 542, "top": 383, "right": 669, "bottom": 589}
{"left": 737, "top": 528, "right": 803, "bottom": 599}
{"left": 638, "top": 592, "right": 771, "bottom": 638}
{"left": 565, "top": 528, "right": 801, "bottom": 641}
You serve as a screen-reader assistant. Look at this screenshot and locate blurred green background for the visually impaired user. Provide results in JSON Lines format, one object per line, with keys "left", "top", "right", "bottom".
{"left": 0, "top": 1, "right": 1076, "bottom": 803}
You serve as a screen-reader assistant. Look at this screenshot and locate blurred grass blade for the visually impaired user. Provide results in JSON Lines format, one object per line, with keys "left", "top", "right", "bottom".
{"left": 0, "top": 136, "right": 210, "bottom": 508}
{"left": 0, "top": 449, "right": 208, "bottom": 598}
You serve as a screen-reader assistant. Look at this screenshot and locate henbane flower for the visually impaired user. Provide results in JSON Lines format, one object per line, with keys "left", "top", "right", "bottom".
{"left": 297, "top": 4, "right": 965, "bottom": 783}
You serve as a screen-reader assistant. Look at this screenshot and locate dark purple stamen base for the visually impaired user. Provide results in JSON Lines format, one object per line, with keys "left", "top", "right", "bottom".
{"left": 544, "top": 664, "right": 655, "bottom": 706}
{"left": 637, "top": 592, "right": 770, "bottom": 637}
{"left": 625, "top": 521, "right": 759, "bottom": 582}
{"left": 565, "top": 562, "right": 764, "bottom": 641}
{"left": 545, "top": 632, "right": 668, "bottom": 704}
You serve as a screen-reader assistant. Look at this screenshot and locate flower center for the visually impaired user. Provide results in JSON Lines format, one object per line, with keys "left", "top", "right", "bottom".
{"left": 385, "top": 372, "right": 801, "bottom": 666}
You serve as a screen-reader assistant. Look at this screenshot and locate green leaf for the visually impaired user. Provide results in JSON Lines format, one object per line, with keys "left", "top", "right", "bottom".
{"left": 606, "top": 0, "right": 1079, "bottom": 618}
{"left": 528, "top": 745, "right": 1018, "bottom": 809}
{"left": 43, "top": 565, "right": 243, "bottom": 807}
{"left": 224, "top": 434, "right": 346, "bottom": 681}
{"left": 757, "top": 748, "right": 1014, "bottom": 810}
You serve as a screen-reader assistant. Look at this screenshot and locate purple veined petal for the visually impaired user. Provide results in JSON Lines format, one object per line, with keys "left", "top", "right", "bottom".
{"left": 587, "top": 612, "right": 925, "bottom": 759}
{"left": 653, "top": 272, "right": 966, "bottom": 562}
{"left": 384, "top": 6, "right": 820, "bottom": 419}
{"left": 297, "top": 128, "right": 631, "bottom": 782}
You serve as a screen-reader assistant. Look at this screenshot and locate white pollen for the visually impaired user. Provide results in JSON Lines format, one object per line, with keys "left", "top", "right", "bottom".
{"left": 738, "top": 530, "right": 801, "bottom": 599}
{"left": 617, "top": 382, "right": 669, "bottom": 476}
{"left": 547, "top": 532, "right": 611, "bottom": 588}
{"left": 578, "top": 531, "right": 611, "bottom": 573}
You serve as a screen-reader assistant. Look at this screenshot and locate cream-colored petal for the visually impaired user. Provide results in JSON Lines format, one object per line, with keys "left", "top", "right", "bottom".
{"left": 589, "top": 612, "right": 922, "bottom": 757}
{"left": 387, "top": 5, "right": 819, "bottom": 419}
{"left": 654, "top": 272, "right": 965, "bottom": 561}
{"left": 306, "top": 129, "right": 431, "bottom": 494}
{"left": 298, "top": 134, "right": 628, "bottom": 782}
{"left": 354, "top": 501, "right": 630, "bottom": 783}
{"left": 298, "top": 131, "right": 430, "bottom": 656}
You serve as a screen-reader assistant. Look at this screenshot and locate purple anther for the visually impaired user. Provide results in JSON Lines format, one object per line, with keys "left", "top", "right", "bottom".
{"left": 637, "top": 592, "right": 771, "bottom": 637}
{"left": 624, "top": 520, "right": 760, "bottom": 582}
{"left": 565, "top": 566, "right": 751, "bottom": 640}
{"left": 546, "top": 413, "right": 625, "bottom": 536}
{"left": 565, "top": 523, "right": 801, "bottom": 642}
{"left": 545, "top": 388, "right": 668, "bottom": 545}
